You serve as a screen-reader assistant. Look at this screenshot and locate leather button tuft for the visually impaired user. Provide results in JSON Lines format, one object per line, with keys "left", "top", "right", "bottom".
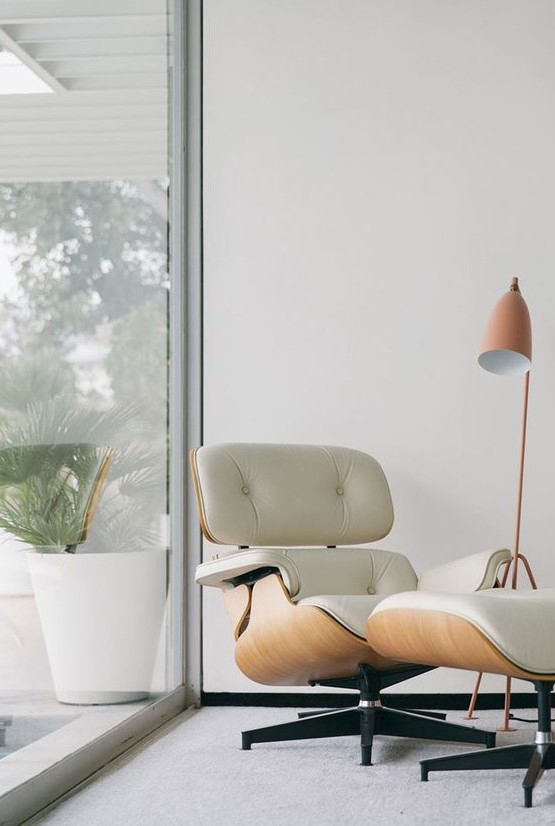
{"left": 241, "top": 486, "right": 250, "bottom": 495}
{"left": 367, "top": 586, "right": 376, "bottom": 595}
{"left": 336, "top": 487, "right": 344, "bottom": 496}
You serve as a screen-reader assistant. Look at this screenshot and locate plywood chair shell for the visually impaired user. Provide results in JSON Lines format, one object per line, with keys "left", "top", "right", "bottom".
{"left": 234, "top": 573, "right": 400, "bottom": 686}
{"left": 367, "top": 608, "right": 555, "bottom": 682}
{"left": 222, "top": 584, "right": 251, "bottom": 640}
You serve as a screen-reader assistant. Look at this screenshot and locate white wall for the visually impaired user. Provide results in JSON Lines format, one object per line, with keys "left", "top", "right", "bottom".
{"left": 202, "top": 0, "right": 555, "bottom": 695}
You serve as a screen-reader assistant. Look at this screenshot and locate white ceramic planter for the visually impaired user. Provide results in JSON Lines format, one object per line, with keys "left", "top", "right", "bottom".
{"left": 27, "top": 550, "right": 167, "bottom": 705}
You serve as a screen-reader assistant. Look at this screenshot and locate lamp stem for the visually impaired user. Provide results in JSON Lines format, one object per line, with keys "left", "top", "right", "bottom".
{"left": 467, "top": 370, "right": 536, "bottom": 727}
{"left": 498, "top": 370, "right": 536, "bottom": 731}
{"left": 512, "top": 370, "right": 530, "bottom": 589}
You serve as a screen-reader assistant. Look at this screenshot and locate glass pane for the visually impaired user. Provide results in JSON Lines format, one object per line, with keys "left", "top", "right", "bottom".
{"left": 0, "top": 3, "right": 175, "bottom": 774}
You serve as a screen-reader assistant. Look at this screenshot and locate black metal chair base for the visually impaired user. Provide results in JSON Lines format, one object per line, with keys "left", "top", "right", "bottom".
{"left": 420, "top": 680, "right": 555, "bottom": 808}
{"left": 241, "top": 665, "right": 495, "bottom": 765}
{"left": 421, "top": 741, "right": 555, "bottom": 808}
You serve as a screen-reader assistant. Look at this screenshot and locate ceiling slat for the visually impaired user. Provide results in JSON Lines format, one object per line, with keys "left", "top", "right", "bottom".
{"left": 1, "top": 89, "right": 166, "bottom": 107}
{"left": 3, "top": 150, "right": 167, "bottom": 162}
{"left": 24, "top": 36, "right": 167, "bottom": 59}
{"left": 4, "top": 20, "right": 169, "bottom": 41}
{"left": 60, "top": 75, "right": 167, "bottom": 92}
{"left": 0, "top": 1, "right": 167, "bottom": 22}
{"left": 2, "top": 172, "right": 167, "bottom": 183}
{"left": 40, "top": 55, "right": 167, "bottom": 76}
{"left": 0, "top": 131, "right": 165, "bottom": 144}
{"left": 0, "top": 104, "right": 167, "bottom": 122}
{"left": 1, "top": 119, "right": 166, "bottom": 133}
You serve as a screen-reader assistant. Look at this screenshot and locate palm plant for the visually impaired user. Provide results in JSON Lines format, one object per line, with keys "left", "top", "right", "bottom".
{"left": 0, "top": 397, "right": 166, "bottom": 553}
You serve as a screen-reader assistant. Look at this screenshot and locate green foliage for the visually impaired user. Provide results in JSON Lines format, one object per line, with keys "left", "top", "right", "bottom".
{"left": 0, "top": 395, "right": 143, "bottom": 447}
{"left": 0, "top": 399, "right": 165, "bottom": 553}
{"left": 0, "top": 180, "right": 168, "bottom": 348}
{"left": 0, "top": 444, "right": 110, "bottom": 550}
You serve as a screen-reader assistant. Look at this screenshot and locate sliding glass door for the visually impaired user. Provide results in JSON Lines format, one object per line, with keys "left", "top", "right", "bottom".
{"left": 0, "top": 2, "right": 198, "bottom": 819}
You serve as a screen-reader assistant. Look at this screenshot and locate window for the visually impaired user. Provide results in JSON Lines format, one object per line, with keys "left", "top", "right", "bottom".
{"left": 0, "top": 2, "right": 199, "bottom": 820}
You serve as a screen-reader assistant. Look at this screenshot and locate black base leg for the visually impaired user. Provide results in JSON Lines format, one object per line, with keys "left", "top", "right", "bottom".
{"left": 522, "top": 743, "right": 555, "bottom": 808}
{"left": 297, "top": 708, "right": 335, "bottom": 719}
{"left": 360, "top": 707, "right": 376, "bottom": 766}
{"left": 523, "top": 749, "right": 544, "bottom": 809}
{"left": 296, "top": 707, "right": 355, "bottom": 719}
{"left": 419, "top": 683, "right": 555, "bottom": 807}
{"left": 377, "top": 707, "right": 495, "bottom": 749}
{"left": 242, "top": 707, "right": 360, "bottom": 750}
{"left": 401, "top": 708, "right": 447, "bottom": 721}
{"left": 421, "top": 743, "right": 535, "bottom": 781}
{"left": 298, "top": 705, "right": 447, "bottom": 721}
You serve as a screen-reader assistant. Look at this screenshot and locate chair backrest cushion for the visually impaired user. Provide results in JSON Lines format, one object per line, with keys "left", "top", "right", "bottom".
{"left": 191, "top": 443, "right": 394, "bottom": 547}
{"left": 195, "top": 546, "right": 418, "bottom": 597}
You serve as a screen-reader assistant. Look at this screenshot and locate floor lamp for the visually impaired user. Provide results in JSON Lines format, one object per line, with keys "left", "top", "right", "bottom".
{"left": 466, "top": 276, "right": 537, "bottom": 731}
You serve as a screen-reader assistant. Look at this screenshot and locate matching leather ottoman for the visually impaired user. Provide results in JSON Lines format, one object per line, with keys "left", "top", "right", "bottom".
{"left": 366, "top": 588, "right": 555, "bottom": 807}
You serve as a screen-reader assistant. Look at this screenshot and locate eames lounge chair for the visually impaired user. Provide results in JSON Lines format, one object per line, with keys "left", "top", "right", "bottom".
{"left": 192, "top": 442, "right": 510, "bottom": 765}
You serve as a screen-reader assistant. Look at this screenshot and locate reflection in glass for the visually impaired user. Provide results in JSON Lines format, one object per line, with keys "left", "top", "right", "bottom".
{"left": 0, "top": 180, "right": 171, "bottom": 727}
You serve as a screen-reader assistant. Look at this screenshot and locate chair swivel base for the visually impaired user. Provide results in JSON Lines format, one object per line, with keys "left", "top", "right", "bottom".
{"left": 241, "top": 664, "right": 495, "bottom": 765}
{"left": 420, "top": 680, "right": 555, "bottom": 808}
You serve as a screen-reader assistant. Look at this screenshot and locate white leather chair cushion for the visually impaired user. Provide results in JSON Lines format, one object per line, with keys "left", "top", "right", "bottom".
{"left": 286, "top": 547, "right": 418, "bottom": 601}
{"left": 300, "top": 594, "right": 386, "bottom": 638}
{"left": 370, "top": 588, "right": 555, "bottom": 674}
{"left": 417, "top": 549, "right": 510, "bottom": 593}
{"left": 195, "top": 546, "right": 418, "bottom": 600}
{"left": 192, "top": 443, "right": 394, "bottom": 547}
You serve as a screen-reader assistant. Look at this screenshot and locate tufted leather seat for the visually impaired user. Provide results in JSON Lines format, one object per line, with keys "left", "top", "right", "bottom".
{"left": 192, "top": 443, "right": 510, "bottom": 765}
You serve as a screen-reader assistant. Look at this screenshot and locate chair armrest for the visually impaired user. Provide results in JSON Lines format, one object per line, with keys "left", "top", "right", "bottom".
{"left": 195, "top": 549, "right": 292, "bottom": 592}
{"left": 417, "top": 548, "right": 511, "bottom": 593}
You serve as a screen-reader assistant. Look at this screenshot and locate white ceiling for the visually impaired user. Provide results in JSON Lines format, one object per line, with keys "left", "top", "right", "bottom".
{"left": 0, "top": 0, "right": 170, "bottom": 182}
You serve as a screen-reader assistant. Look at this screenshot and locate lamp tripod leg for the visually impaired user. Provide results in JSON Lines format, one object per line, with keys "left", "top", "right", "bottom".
{"left": 466, "top": 672, "right": 483, "bottom": 720}
{"left": 499, "top": 676, "right": 517, "bottom": 732}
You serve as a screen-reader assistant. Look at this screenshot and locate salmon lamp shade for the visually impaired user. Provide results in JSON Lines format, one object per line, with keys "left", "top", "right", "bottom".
{"left": 478, "top": 277, "right": 532, "bottom": 376}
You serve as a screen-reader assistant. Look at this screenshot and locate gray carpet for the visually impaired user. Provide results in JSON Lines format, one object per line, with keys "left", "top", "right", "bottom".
{"left": 31, "top": 706, "right": 555, "bottom": 825}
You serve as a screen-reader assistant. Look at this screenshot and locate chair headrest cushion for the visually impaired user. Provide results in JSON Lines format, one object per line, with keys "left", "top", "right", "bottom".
{"left": 191, "top": 442, "right": 394, "bottom": 547}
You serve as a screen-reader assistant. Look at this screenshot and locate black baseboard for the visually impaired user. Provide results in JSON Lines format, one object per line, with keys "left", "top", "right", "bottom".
{"left": 201, "top": 691, "right": 539, "bottom": 710}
